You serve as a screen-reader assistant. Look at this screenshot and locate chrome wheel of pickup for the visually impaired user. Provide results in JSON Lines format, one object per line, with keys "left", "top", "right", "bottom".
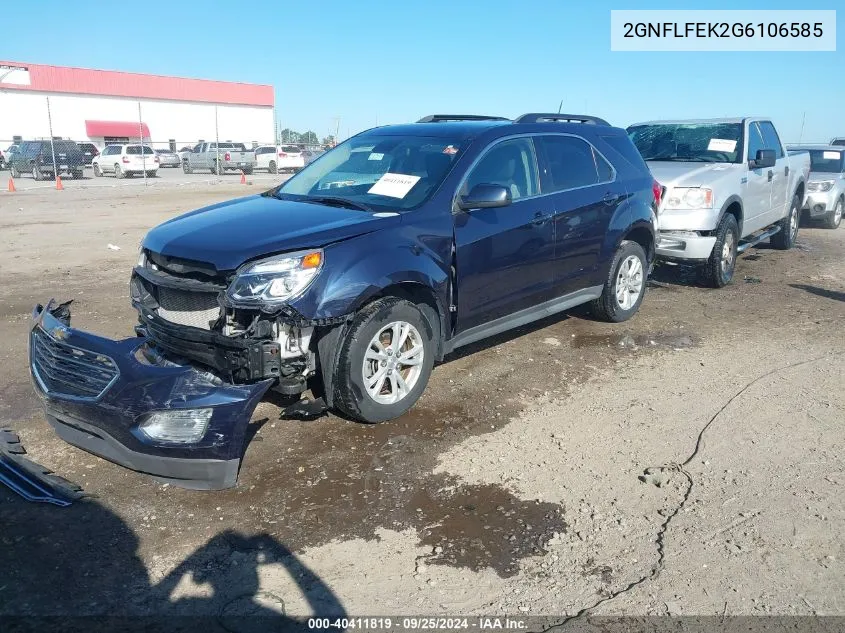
{"left": 362, "top": 320, "right": 425, "bottom": 405}
{"left": 721, "top": 231, "right": 736, "bottom": 275}
{"left": 615, "top": 255, "right": 643, "bottom": 311}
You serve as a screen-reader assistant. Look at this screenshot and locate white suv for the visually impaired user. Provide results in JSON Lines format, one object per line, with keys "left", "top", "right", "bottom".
{"left": 254, "top": 145, "right": 305, "bottom": 174}
{"left": 93, "top": 144, "right": 159, "bottom": 178}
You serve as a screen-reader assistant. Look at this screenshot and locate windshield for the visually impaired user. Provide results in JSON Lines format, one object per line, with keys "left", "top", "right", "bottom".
{"left": 275, "top": 133, "right": 464, "bottom": 211}
{"left": 628, "top": 123, "right": 743, "bottom": 163}
{"left": 807, "top": 150, "right": 843, "bottom": 173}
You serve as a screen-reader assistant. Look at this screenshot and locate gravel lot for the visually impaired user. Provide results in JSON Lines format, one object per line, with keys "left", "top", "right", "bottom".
{"left": 1, "top": 183, "right": 843, "bottom": 624}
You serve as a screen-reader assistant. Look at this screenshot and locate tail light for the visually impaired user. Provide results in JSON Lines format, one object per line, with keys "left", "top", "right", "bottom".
{"left": 652, "top": 180, "right": 662, "bottom": 211}
{"left": 279, "top": 152, "right": 287, "bottom": 157}
{"left": 224, "top": 152, "right": 231, "bottom": 161}
{"left": 154, "top": 156, "right": 160, "bottom": 163}
{"left": 122, "top": 156, "right": 130, "bottom": 163}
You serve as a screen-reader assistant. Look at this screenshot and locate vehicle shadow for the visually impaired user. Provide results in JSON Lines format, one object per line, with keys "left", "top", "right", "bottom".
{"left": 0, "top": 489, "right": 345, "bottom": 632}
{"left": 789, "top": 283, "right": 845, "bottom": 303}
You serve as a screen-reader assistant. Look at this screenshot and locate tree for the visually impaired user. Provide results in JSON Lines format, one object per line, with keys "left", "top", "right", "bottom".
{"left": 299, "top": 131, "right": 319, "bottom": 145}
{"left": 280, "top": 128, "right": 299, "bottom": 144}
{"left": 322, "top": 135, "right": 336, "bottom": 147}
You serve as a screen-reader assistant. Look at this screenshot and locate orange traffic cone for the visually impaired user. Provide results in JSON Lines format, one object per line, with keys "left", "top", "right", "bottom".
{"left": 55, "top": 175, "right": 64, "bottom": 191}
{"left": 7, "top": 177, "right": 16, "bottom": 193}
{"left": 240, "top": 170, "right": 246, "bottom": 185}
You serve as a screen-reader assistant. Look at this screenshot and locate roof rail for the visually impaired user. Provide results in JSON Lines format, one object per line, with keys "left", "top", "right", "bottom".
{"left": 417, "top": 114, "right": 510, "bottom": 123}
{"left": 514, "top": 113, "right": 610, "bottom": 126}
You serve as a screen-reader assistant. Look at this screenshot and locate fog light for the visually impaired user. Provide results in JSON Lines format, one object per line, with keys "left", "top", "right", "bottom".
{"left": 138, "top": 408, "right": 212, "bottom": 443}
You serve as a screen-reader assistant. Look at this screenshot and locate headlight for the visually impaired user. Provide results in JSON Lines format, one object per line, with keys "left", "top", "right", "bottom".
{"left": 808, "top": 181, "right": 834, "bottom": 192}
{"left": 138, "top": 408, "right": 212, "bottom": 444}
{"left": 664, "top": 187, "right": 713, "bottom": 210}
{"left": 227, "top": 249, "right": 323, "bottom": 306}
{"left": 137, "top": 247, "right": 147, "bottom": 268}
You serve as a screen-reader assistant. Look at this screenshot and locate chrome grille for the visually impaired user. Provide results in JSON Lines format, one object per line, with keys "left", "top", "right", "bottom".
{"left": 31, "top": 328, "right": 118, "bottom": 400}
{"left": 156, "top": 286, "right": 221, "bottom": 330}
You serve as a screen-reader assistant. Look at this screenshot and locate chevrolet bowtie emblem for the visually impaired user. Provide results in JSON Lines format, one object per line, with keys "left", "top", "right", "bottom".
{"left": 49, "top": 325, "right": 70, "bottom": 341}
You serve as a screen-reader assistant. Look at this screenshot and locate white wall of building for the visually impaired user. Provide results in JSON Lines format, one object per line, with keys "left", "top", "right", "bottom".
{"left": 0, "top": 90, "right": 274, "bottom": 148}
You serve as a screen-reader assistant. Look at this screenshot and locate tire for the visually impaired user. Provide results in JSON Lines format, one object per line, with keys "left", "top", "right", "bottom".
{"left": 243, "top": 168, "right": 253, "bottom": 175}
{"left": 183, "top": 161, "right": 192, "bottom": 174}
{"left": 268, "top": 160, "right": 277, "bottom": 174}
{"left": 114, "top": 164, "right": 124, "bottom": 179}
{"left": 771, "top": 194, "right": 800, "bottom": 250}
{"left": 10, "top": 164, "right": 20, "bottom": 179}
{"left": 145, "top": 170, "right": 156, "bottom": 178}
{"left": 212, "top": 161, "right": 222, "bottom": 175}
{"left": 72, "top": 170, "right": 83, "bottom": 180}
{"left": 590, "top": 240, "right": 648, "bottom": 323}
{"left": 32, "top": 165, "right": 42, "bottom": 181}
{"left": 823, "top": 198, "right": 843, "bottom": 230}
{"left": 700, "top": 213, "right": 739, "bottom": 288}
{"left": 333, "top": 297, "right": 436, "bottom": 423}
{"left": 93, "top": 164, "right": 102, "bottom": 177}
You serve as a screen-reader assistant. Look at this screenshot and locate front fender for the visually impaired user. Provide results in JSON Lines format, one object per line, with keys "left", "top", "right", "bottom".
{"left": 289, "top": 230, "right": 451, "bottom": 320}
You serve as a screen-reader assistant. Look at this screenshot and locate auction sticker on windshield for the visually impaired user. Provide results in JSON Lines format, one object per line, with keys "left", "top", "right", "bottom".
{"left": 368, "top": 173, "right": 421, "bottom": 198}
{"left": 707, "top": 138, "right": 737, "bottom": 152}
{"left": 823, "top": 151, "right": 841, "bottom": 160}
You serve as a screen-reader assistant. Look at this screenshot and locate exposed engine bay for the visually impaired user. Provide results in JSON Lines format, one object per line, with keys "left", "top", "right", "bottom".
{"left": 129, "top": 250, "right": 322, "bottom": 395}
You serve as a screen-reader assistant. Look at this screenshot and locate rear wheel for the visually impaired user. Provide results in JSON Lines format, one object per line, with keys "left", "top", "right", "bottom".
{"left": 212, "top": 161, "right": 222, "bottom": 175}
{"left": 32, "top": 165, "right": 42, "bottom": 181}
{"left": 93, "top": 164, "right": 102, "bottom": 177}
{"left": 771, "top": 194, "right": 800, "bottom": 249}
{"left": 145, "top": 170, "right": 156, "bottom": 178}
{"left": 700, "top": 213, "right": 739, "bottom": 288}
{"left": 268, "top": 160, "right": 276, "bottom": 174}
{"left": 590, "top": 240, "right": 647, "bottom": 323}
{"left": 114, "top": 164, "right": 124, "bottom": 179}
{"left": 823, "top": 198, "right": 843, "bottom": 230}
{"left": 333, "top": 297, "right": 435, "bottom": 423}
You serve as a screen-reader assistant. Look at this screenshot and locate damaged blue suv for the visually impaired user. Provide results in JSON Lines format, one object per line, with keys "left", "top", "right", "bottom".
{"left": 31, "top": 113, "right": 658, "bottom": 489}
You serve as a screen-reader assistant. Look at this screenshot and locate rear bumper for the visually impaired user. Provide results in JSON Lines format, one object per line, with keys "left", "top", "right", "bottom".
{"left": 29, "top": 301, "right": 273, "bottom": 490}
{"left": 656, "top": 232, "right": 717, "bottom": 261}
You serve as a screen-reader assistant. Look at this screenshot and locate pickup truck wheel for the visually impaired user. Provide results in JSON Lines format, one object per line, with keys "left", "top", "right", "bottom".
{"left": 183, "top": 161, "right": 192, "bottom": 174}
{"left": 268, "top": 160, "right": 277, "bottom": 174}
{"left": 590, "top": 240, "right": 647, "bottom": 323}
{"left": 333, "top": 297, "right": 435, "bottom": 423}
{"left": 771, "top": 194, "right": 800, "bottom": 249}
{"left": 10, "top": 164, "right": 19, "bottom": 178}
{"left": 31, "top": 165, "right": 42, "bottom": 181}
{"left": 212, "top": 161, "right": 222, "bottom": 175}
{"left": 700, "top": 213, "right": 739, "bottom": 288}
{"left": 823, "top": 198, "right": 843, "bottom": 230}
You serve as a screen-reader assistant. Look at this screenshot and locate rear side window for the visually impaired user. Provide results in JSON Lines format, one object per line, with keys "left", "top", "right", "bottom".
{"left": 535, "top": 135, "right": 605, "bottom": 192}
{"left": 757, "top": 121, "right": 784, "bottom": 158}
{"left": 600, "top": 134, "right": 648, "bottom": 171}
{"left": 746, "top": 123, "right": 766, "bottom": 161}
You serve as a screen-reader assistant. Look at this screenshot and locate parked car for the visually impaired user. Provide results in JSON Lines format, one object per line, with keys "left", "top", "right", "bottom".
{"left": 829, "top": 138, "right": 845, "bottom": 147}
{"left": 302, "top": 148, "right": 326, "bottom": 165}
{"left": 177, "top": 146, "right": 194, "bottom": 162}
{"left": 788, "top": 146, "right": 844, "bottom": 229}
{"left": 155, "top": 148, "right": 181, "bottom": 168}
{"left": 92, "top": 144, "right": 159, "bottom": 178}
{"left": 76, "top": 142, "right": 100, "bottom": 167}
{"left": 254, "top": 145, "right": 305, "bottom": 173}
{"left": 8, "top": 140, "right": 85, "bottom": 180}
{"left": 28, "top": 112, "right": 659, "bottom": 489}
{"left": 627, "top": 118, "right": 810, "bottom": 287}
{"left": 183, "top": 142, "right": 255, "bottom": 175}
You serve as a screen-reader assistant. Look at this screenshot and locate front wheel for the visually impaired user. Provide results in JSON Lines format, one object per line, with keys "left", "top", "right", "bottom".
{"left": 590, "top": 240, "right": 647, "bottom": 323}
{"left": 771, "top": 194, "right": 800, "bottom": 249}
{"left": 823, "top": 198, "right": 843, "bottom": 230}
{"left": 32, "top": 165, "right": 42, "bottom": 181}
{"left": 700, "top": 213, "right": 739, "bottom": 288}
{"left": 10, "top": 164, "right": 20, "bottom": 178}
{"left": 333, "top": 297, "right": 435, "bottom": 423}
{"left": 183, "top": 161, "right": 192, "bottom": 174}
{"left": 93, "top": 164, "right": 102, "bottom": 177}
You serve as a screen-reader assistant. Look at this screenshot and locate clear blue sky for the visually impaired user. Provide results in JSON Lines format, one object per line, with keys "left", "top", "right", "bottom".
{"left": 5, "top": 0, "right": 842, "bottom": 142}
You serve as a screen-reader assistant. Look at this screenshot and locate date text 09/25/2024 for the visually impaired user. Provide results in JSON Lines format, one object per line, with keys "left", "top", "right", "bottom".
{"left": 307, "top": 617, "right": 528, "bottom": 630}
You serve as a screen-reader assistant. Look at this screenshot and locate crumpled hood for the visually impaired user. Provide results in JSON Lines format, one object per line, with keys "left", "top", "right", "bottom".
{"left": 143, "top": 195, "right": 400, "bottom": 271}
{"left": 647, "top": 161, "right": 741, "bottom": 188}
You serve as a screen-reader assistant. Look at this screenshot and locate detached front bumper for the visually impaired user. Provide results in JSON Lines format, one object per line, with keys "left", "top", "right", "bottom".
{"left": 29, "top": 301, "right": 273, "bottom": 490}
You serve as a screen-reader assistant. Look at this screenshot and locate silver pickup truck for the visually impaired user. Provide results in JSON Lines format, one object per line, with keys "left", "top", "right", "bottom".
{"left": 183, "top": 141, "right": 256, "bottom": 175}
{"left": 627, "top": 118, "right": 810, "bottom": 287}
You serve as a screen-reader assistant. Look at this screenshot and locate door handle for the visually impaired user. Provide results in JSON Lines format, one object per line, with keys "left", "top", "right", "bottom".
{"left": 767, "top": 170, "right": 774, "bottom": 182}
{"left": 785, "top": 165, "right": 789, "bottom": 176}
{"left": 531, "top": 212, "right": 551, "bottom": 226}
{"left": 602, "top": 192, "right": 620, "bottom": 205}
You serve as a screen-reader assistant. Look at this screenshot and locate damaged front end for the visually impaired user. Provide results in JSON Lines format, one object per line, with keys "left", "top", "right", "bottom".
{"left": 29, "top": 300, "right": 274, "bottom": 490}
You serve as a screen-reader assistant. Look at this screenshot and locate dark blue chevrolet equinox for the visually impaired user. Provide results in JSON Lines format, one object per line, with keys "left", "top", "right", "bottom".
{"left": 30, "top": 113, "right": 659, "bottom": 489}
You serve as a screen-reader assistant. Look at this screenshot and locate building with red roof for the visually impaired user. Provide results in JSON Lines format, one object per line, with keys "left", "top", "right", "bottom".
{"left": 0, "top": 61, "right": 275, "bottom": 151}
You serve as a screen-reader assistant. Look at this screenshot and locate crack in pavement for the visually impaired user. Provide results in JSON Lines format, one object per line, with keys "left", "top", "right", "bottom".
{"left": 540, "top": 352, "right": 843, "bottom": 632}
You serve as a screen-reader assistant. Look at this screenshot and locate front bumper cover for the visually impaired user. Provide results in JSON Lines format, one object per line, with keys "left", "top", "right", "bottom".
{"left": 656, "top": 231, "right": 717, "bottom": 261}
{"left": 29, "top": 300, "right": 273, "bottom": 490}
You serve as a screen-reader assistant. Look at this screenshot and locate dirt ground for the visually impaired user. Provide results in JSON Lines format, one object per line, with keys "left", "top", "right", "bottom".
{"left": 1, "top": 184, "right": 843, "bottom": 625}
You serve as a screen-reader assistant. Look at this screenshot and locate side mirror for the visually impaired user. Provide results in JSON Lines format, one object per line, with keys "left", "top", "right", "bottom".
{"left": 458, "top": 184, "right": 512, "bottom": 210}
{"left": 750, "top": 149, "right": 776, "bottom": 169}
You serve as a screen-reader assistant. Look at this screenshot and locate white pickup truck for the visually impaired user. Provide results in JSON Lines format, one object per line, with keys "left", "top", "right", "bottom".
{"left": 627, "top": 118, "right": 810, "bottom": 287}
